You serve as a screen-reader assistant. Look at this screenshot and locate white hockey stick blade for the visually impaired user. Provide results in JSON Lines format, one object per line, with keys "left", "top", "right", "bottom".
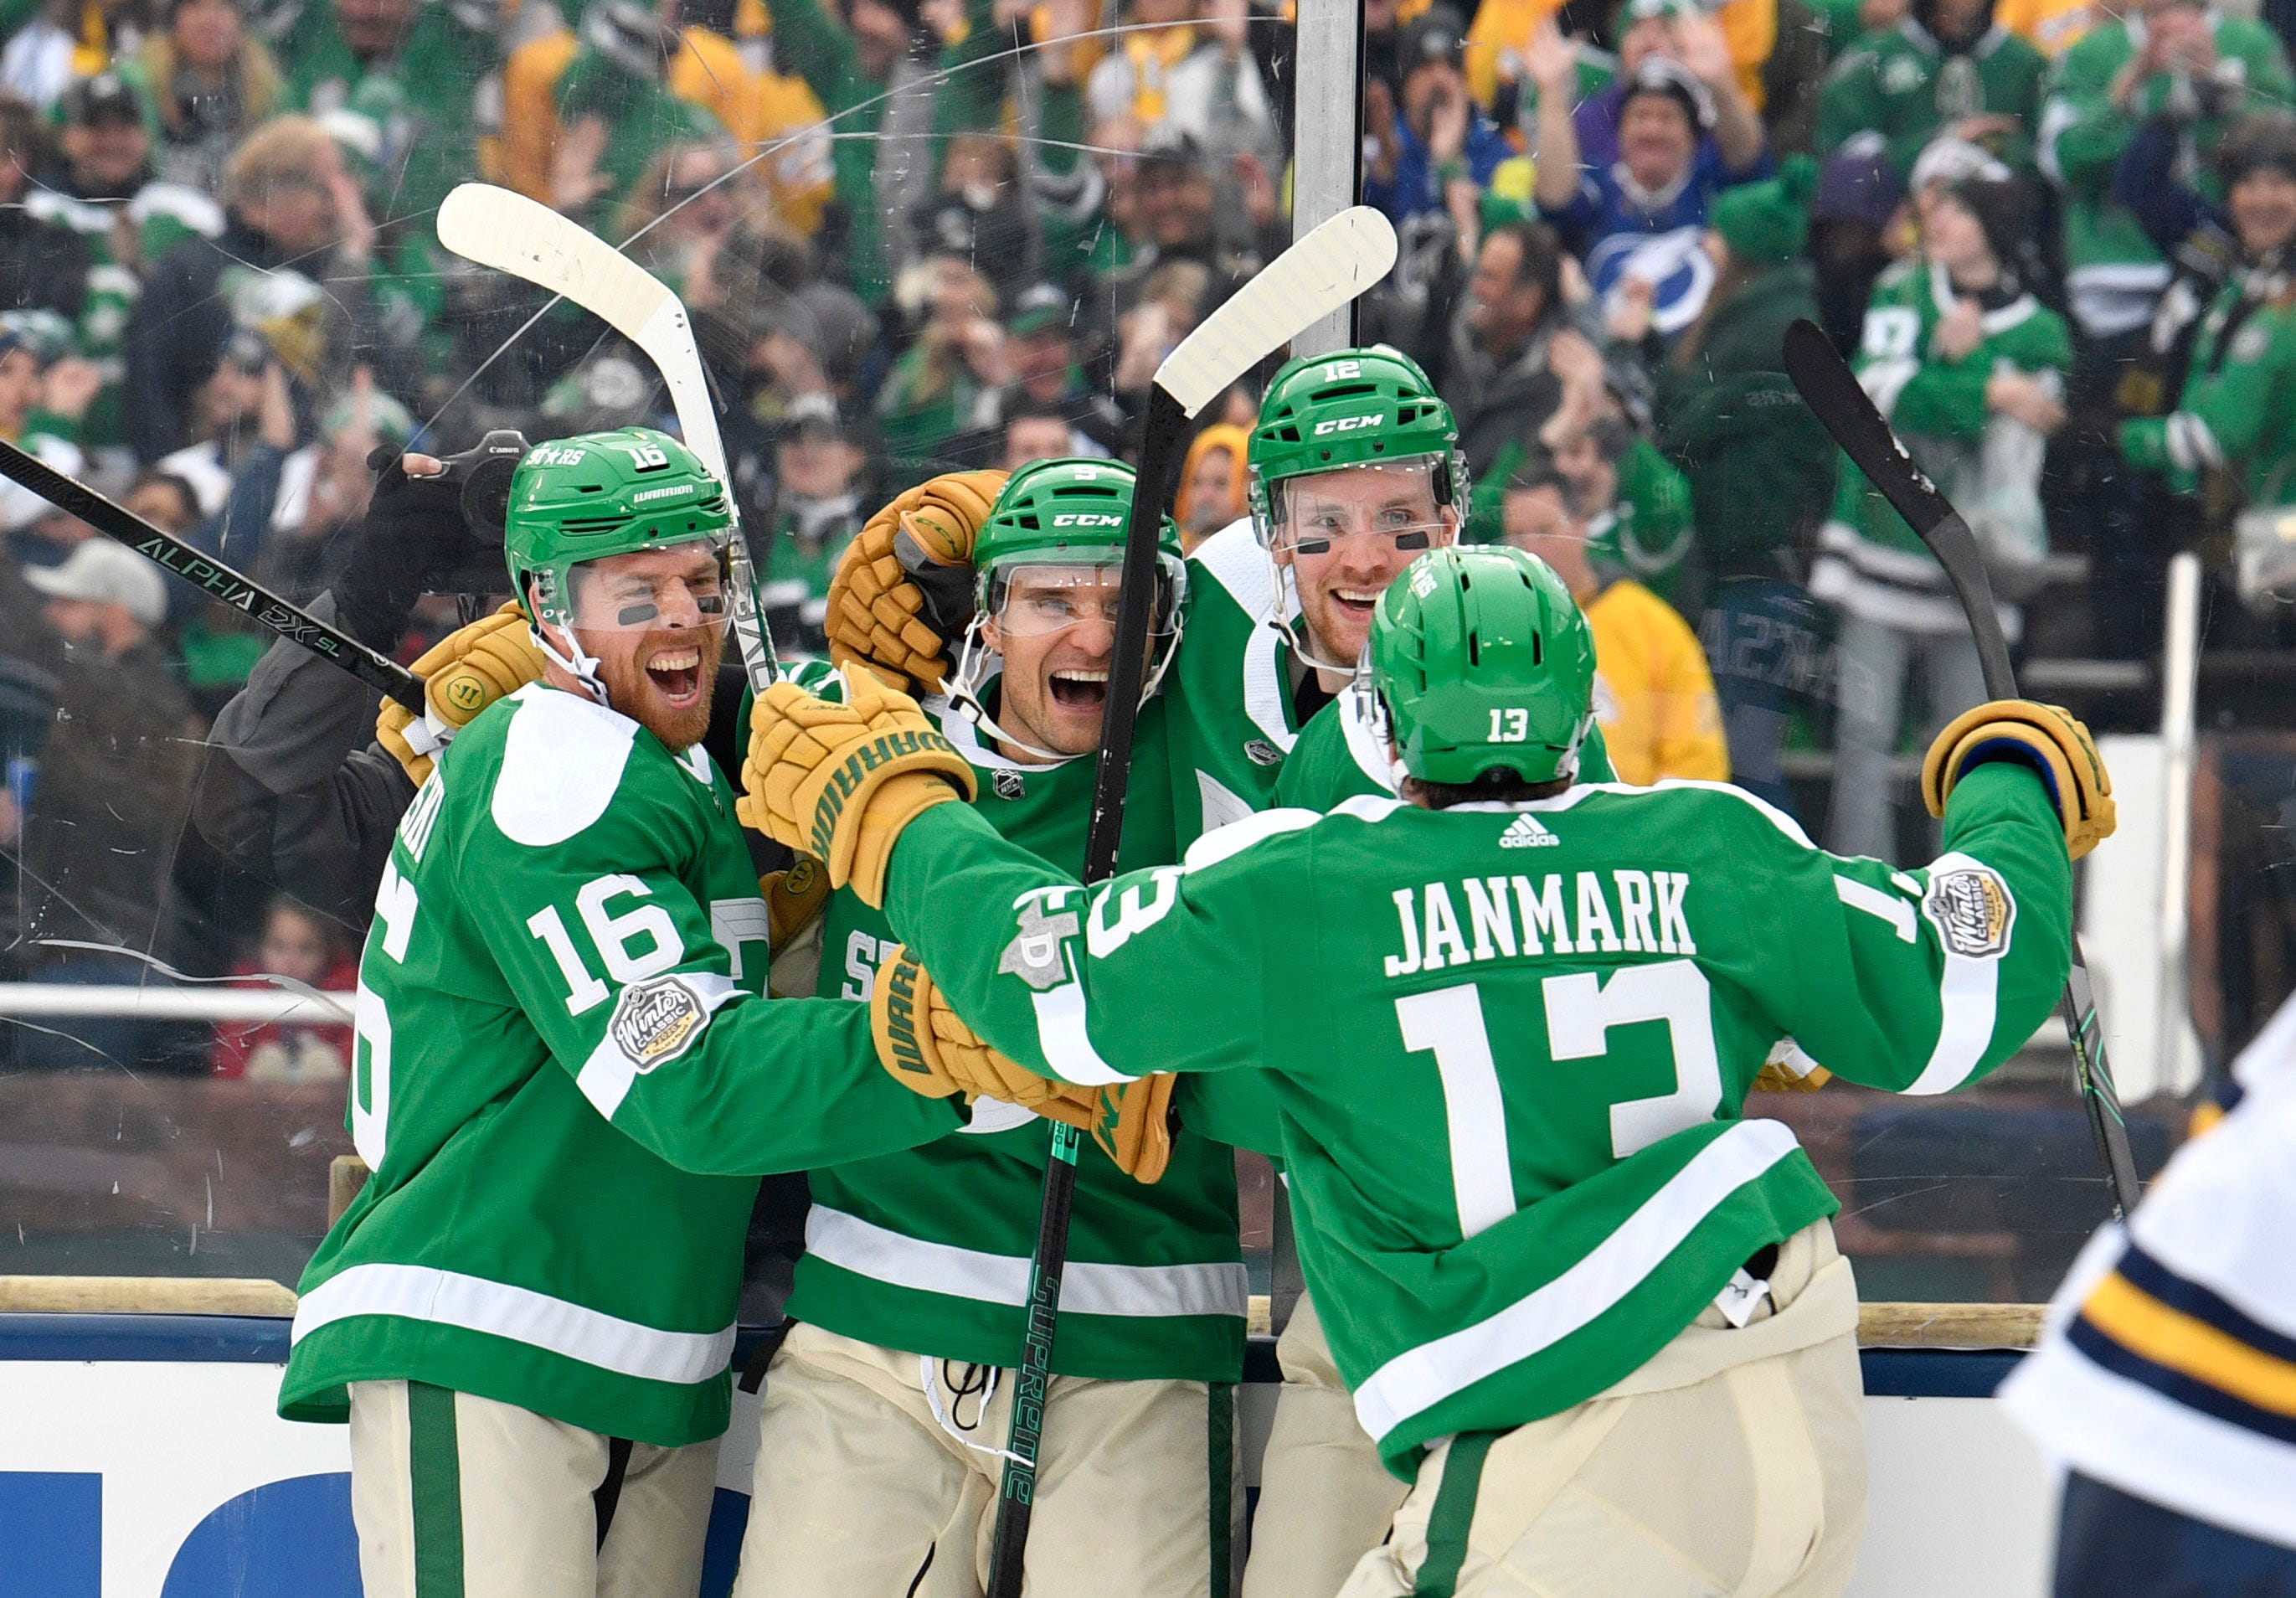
{"left": 1153, "top": 206, "right": 1398, "bottom": 420}
{"left": 438, "top": 183, "right": 780, "bottom": 686}
{"left": 436, "top": 183, "right": 728, "bottom": 486}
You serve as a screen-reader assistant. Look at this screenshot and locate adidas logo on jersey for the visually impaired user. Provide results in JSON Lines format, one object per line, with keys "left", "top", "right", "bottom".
{"left": 1498, "top": 814, "right": 1559, "bottom": 848}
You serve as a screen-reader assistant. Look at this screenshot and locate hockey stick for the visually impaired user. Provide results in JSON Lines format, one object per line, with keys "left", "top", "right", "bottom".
{"left": 1779, "top": 317, "right": 2143, "bottom": 1219}
{"left": 985, "top": 205, "right": 1399, "bottom": 1598}
{"left": 434, "top": 183, "right": 783, "bottom": 691}
{"left": 0, "top": 436, "right": 426, "bottom": 712}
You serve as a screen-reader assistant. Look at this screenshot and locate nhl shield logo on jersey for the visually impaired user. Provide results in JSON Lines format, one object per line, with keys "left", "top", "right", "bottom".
{"left": 1924, "top": 866, "right": 2015, "bottom": 959}
{"left": 1244, "top": 739, "right": 1284, "bottom": 768}
{"left": 992, "top": 769, "right": 1027, "bottom": 801}
{"left": 609, "top": 977, "right": 709, "bottom": 1070}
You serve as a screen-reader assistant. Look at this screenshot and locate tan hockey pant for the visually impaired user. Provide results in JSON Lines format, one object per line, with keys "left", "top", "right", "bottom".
{"left": 347, "top": 1379, "right": 719, "bottom": 1598}
{"left": 1243, "top": 1291, "right": 1413, "bottom": 1598}
{"left": 732, "top": 1322, "right": 1245, "bottom": 1597}
{"left": 1338, "top": 1220, "right": 1866, "bottom": 1598}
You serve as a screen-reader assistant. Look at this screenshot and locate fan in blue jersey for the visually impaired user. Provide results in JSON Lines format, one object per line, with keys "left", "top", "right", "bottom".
{"left": 1527, "top": 23, "right": 1772, "bottom": 336}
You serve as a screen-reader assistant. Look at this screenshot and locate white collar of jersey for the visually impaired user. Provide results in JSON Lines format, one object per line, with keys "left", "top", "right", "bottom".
{"left": 1926, "top": 259, "right": 2038, "bottom": 333}
{"left": 512, "top": 679, "right": 634, "bottom": 734}
{"left": 1187, "top": 519, "right": 1307, "bottom": 750}
{"left": 1337, "top": 681, "right": 1403, "bottom": 794}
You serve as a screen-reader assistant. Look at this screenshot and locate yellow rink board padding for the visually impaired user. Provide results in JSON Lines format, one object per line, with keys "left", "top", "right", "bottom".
{"left": 0, "top": 1272, "right": 2044, "bottom": 1353}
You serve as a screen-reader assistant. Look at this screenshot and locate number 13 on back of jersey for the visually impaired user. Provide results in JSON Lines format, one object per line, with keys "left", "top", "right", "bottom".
{"left": 1398, "top": 960, "right": 1726, "bottom": 1240}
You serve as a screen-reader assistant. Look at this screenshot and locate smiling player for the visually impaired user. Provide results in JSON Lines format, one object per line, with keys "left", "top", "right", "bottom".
{"left": 735, "top": 459, "right": 1251, "bottom": 1598}
{"left": 280, "top": 428, "right": 979, "bottom": 1598}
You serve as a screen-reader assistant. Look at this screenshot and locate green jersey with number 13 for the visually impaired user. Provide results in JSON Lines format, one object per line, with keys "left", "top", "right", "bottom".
{"left": 876, "top": 763, "right": 2072, "bottom": 1474}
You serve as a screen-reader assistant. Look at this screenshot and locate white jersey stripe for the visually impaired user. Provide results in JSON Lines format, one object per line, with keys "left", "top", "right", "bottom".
{"left": 806, "top": 1206, "right": 1249, "bottom": 1319}
{"left": 574, "top": 972, "right": 742, "bottom": 1118}
{"left": 292, "top": 1263, "right": 737, "bottom": 1386}
{"left": 1029, "top": 969, "right": 1135, "bottom": 1084}
{"left": 1351, "top": 1118, "right": 1804, "bottom": 1441}
{"left": 2001, "top": 1337, "right": 2296, "bottom": 1550}
{"left": 1902, "top": 850, "right": 2003, "bottom": 1095}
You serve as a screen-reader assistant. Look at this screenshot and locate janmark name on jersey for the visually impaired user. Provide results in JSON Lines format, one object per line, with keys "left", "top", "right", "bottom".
{"left": 1384, "top": 869, "right": 1696, "bottom": 977}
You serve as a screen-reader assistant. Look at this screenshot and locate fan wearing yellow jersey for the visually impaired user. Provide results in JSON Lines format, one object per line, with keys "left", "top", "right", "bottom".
{"left": 1503, "top": 462, "right": 1729, "bottom": 786}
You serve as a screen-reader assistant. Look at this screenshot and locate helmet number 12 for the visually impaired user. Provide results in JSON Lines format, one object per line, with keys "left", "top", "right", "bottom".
{"left": 1489, "top": 708, "right": 1530, "bottom": 742}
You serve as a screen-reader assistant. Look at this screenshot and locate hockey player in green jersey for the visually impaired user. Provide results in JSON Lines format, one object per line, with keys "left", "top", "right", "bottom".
{"left": 818, "top": 346, "right": 1619, "bottom": 1596}
{"left": 734, "top": 459, "right": 1252, "bottom": 1598}
{"left": 279, "top": 427, "right": 983, "bottom": 1598}
{"left": 740, "top": 542, "right": 2116, "bottom": 1598}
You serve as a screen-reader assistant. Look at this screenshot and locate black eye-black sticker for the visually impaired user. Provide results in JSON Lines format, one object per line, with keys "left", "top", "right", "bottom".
{"left": 617, "top": 602, "right": 662, "bottom": 626}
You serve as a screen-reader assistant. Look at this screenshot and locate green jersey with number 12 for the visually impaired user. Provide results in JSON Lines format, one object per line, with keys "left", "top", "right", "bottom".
{"left": 280, "top": 683, "right": 965, "bottom": 1447}
{"left": 877, "top": 763, "right": 2072, "bottom": 1474}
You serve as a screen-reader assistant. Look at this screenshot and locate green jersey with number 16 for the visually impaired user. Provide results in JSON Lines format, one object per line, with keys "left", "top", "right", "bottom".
{"left": 280, "top": 683, "right": 966, "bottom": 1448}
{"left": 877, "top": 763, "right": 2072, "bottom": 1475}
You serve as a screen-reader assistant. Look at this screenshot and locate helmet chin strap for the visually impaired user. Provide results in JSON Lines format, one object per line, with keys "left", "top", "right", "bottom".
{"left": 1266, "top": 554, "right": 1364, "bottom": 678}
{"left": 949, "top": 623, "right": 1073, "bottom": 765}
{"left": 948, "top": 618, "right": 1183, "bottom": 765}
{"left": 533, "top": 616, "right": 611, "bottom": 707}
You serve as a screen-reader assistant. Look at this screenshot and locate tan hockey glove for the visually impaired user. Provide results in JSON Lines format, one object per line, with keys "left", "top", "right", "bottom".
{"left": 870, "top": 944, "right": 1099, "bottom": 1130}
{"left": 1753, "top": 1039, "right": 1831, "bottom": 1093}
{"left": 760, "top": 855, "right": 832, "bottom": 951}
{"left": 376, "top": 602, "right": 550, "bottom": 784}
{"left": 1921, "top": 699, "right": 2116, "bottom": 861}
{"left": 1090, "top": 1074, "right": 1178, "bottom": 1184}
{"left": 826, "top": 469, "right": 1006, "bottom": 693}
{"left": 736, "top": 669, "right": 979, "bottom": 907}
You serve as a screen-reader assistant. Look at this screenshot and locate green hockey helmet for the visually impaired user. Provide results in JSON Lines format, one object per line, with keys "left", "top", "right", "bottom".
{"left": 972, "top": 456, "right": 1186, "bottom": 639}
{"left": 953, "top": 457, "right": 1189, "bottom": 762}
{"left": 1369, "top": 545, "right": 1596, "bottom": 786}
{"left": 503, "top": 426, "right": 734, "bottom": 633}
{"left": 1247, "top": 346, "right": 1469, "bottom": 547}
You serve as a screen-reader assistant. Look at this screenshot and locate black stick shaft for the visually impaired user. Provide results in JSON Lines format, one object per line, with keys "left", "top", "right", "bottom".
{"left": 0, "top": 436, "right": 426, "bottom": 712}
{"left": 1779, "top": 319, "right": 2143, "bottom": 1219}
{"left": 985, "top": 384, "right": 1188, "bottom": 1598}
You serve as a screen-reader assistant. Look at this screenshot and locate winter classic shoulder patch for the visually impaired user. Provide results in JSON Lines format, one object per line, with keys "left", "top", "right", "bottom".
{"left": 610, "top": 977, "right": 709, "bottom": 1070}
{"left": 1923, "top": 865, "right": 2015, "bottom": 958}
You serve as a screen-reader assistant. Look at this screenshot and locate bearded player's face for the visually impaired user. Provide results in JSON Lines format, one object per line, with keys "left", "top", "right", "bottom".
{"left": 560, "top": 546, "right": 726, "bottom": 751}
{"left": 1276, "top": 463, "right": 1457, "bottom": 667}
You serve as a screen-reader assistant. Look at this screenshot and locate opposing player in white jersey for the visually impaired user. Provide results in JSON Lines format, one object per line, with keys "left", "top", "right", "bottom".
{"left": 2004, "top": 992, "right": 2296, "bottom": 1595}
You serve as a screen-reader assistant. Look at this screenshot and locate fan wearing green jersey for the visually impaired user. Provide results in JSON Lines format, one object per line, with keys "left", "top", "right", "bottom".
{"left": 743, "top": 543, "right": 2115, "bottom": 1598}
{"left": 734, "top": 457, "right": 1252, "bottom": 1598}
{"left": 280, "top": 428, "right": 981, "bottom": 1598}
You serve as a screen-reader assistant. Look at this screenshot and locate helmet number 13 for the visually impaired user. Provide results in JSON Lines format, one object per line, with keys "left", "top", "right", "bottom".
{"left": 1489, "top": 708, "right": 1530, "bottom": 742}
{"left": 1397, "top": 961, "right": 1724, "bottom": 1239}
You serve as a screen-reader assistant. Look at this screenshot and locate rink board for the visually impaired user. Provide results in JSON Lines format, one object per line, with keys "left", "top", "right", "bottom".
{"left": 0, "top": 1316, "right": 2052, "bottom": 1596}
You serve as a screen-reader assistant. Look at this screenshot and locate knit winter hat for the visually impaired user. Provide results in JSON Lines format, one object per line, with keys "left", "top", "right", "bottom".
{"left": 1711, "top": 155, "right": 1816, "bottom": 265}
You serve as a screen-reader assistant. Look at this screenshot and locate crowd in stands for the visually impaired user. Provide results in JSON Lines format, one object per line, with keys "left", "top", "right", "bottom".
{"left": 3, "top": 0, "right": 2296, "bottom": 1070}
